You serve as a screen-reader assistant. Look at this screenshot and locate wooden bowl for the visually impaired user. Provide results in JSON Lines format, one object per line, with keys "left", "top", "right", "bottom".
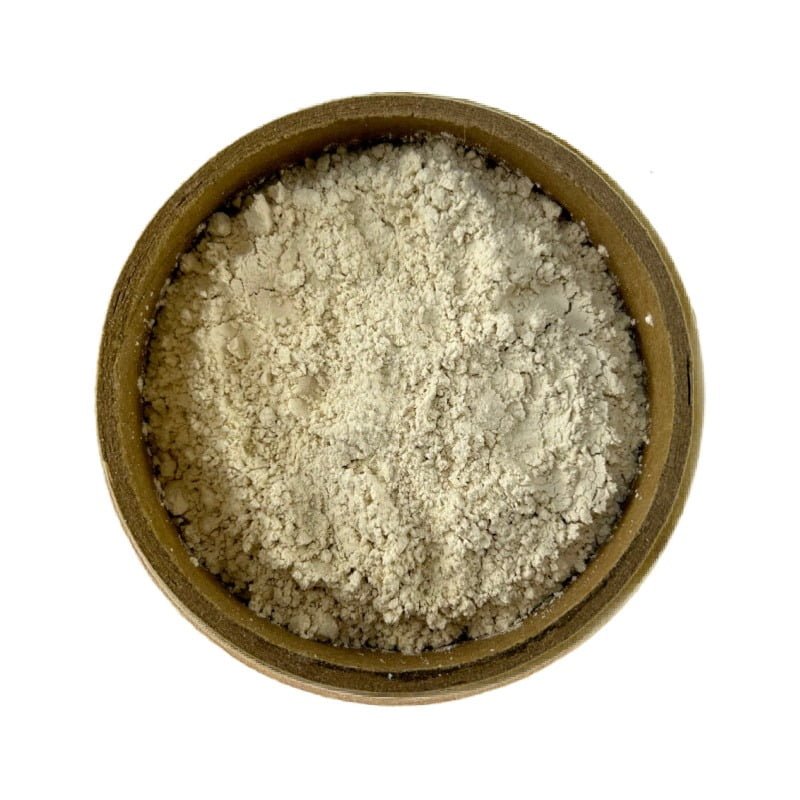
{"left": 97, "top": 94, "right": 702, "bottom": 703}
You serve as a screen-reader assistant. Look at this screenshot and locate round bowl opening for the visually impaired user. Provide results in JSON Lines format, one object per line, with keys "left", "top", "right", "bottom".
{"left": 97, "top": 94, "right": 702, "bottom": 703}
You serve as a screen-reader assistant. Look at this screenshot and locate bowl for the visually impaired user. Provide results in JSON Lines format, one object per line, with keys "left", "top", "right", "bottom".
{"left": 97, "top": 94, "right": 702, "bottom": 703}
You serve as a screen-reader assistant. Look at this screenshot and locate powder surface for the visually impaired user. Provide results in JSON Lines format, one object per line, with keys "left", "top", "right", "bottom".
{"left": 143, "top": 136, "right": 648, "bottom": 653}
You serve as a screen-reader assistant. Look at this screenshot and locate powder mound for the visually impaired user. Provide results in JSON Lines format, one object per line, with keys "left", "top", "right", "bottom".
{"left": 143, "top": 136, "right": 648, "bottom": 653}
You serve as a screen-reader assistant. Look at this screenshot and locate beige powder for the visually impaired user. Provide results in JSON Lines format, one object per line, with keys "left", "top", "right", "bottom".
{"left": 142, "top": 136, "right": 648, "bottom": 653}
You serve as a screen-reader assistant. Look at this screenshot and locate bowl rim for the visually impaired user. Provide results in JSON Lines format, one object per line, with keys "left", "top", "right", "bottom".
{"left": 97, "top": 93, "right": 703, "bottom": 704}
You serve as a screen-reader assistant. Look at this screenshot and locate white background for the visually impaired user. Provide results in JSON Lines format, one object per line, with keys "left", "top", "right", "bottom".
{"left": 2, "top": 2, "right": 797, "bottom": 797}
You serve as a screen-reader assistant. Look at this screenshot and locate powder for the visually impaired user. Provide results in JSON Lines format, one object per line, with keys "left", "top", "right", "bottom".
{"left": 142, "top": 136, "right": 648, "bottom": 653}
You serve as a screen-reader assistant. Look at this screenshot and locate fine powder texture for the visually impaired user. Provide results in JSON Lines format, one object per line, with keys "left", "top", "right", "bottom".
{"left": 143, "top": 136, "right": 648, "bottom": 653}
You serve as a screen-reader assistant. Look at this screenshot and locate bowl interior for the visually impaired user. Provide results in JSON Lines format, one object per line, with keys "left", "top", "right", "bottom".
{"left": 98, "top": 95, "right": 700, "bottom": 702}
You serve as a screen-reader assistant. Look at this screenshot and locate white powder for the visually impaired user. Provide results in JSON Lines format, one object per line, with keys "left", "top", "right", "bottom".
{"left": 142, "top": 136, "right": 648, "bottom": 653}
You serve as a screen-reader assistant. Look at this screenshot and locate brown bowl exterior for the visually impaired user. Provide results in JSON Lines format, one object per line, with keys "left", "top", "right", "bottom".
{"left": 97, "top": 94, "right": 702, "bottom": 704}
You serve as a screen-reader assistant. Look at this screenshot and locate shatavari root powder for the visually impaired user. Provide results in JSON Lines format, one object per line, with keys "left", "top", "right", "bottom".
{"left": 142, "top": 136, "right": 648, "bottom": 654}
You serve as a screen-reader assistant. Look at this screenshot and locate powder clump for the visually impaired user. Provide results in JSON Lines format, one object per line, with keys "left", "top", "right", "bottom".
{"left": 143, "top": 136, "right": 648, "bottom": 653}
